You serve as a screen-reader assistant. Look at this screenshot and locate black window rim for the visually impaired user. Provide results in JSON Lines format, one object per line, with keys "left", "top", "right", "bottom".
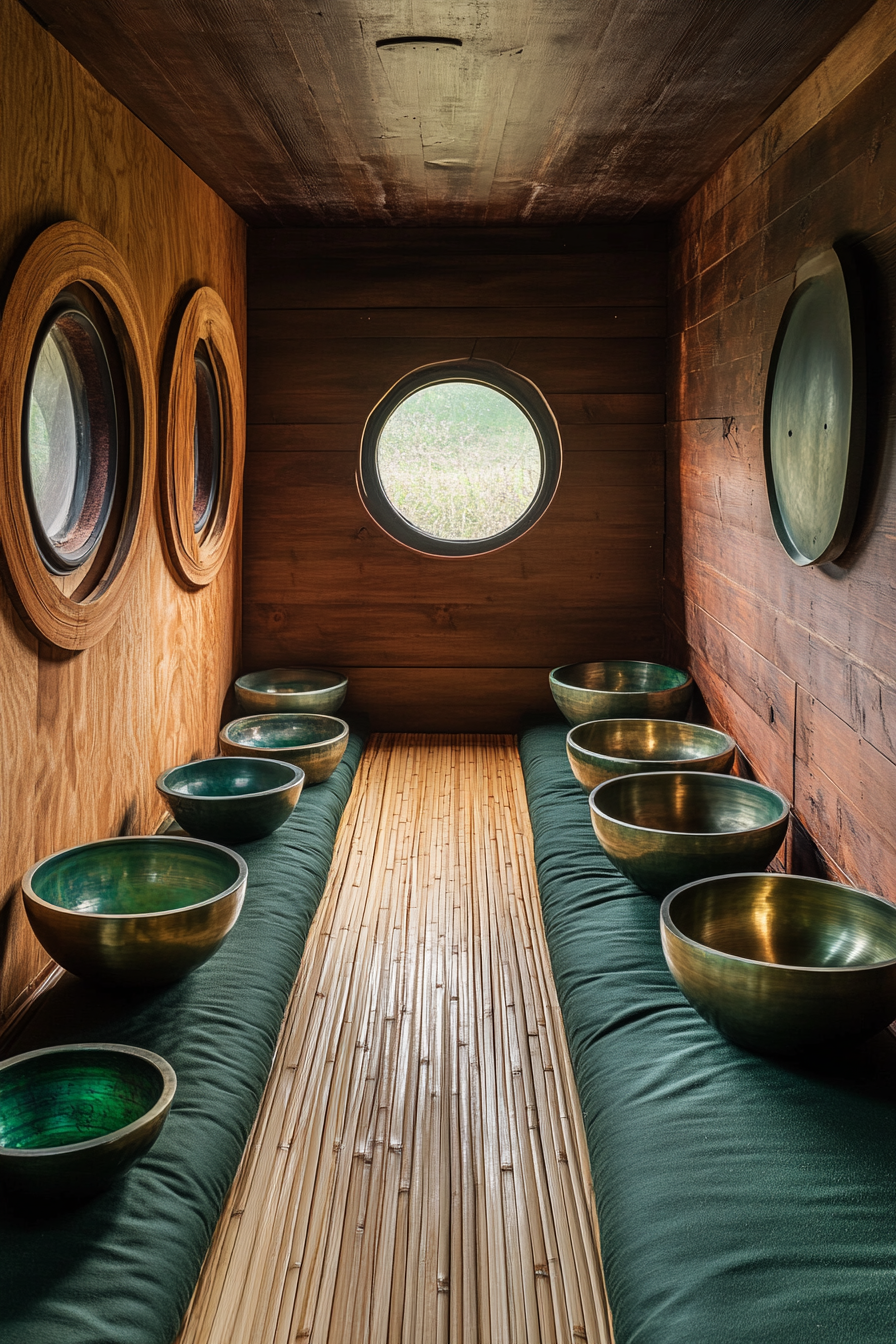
{"left": 358, "top": 358, "right": 562, "bottom": 557}
{"left": 22, "top": 293, "right": 120, "bottom": 575}
{"left": 192, "top": 343, "right": 222, "bottom": 535}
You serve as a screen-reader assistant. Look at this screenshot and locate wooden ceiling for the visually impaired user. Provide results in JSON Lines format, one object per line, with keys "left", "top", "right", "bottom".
{"left": 26, "top": 0, "right": 876, "bottom": 225}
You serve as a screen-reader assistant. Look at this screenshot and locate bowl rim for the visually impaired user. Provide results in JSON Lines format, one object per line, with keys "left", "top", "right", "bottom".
{"left": 220, "top": 713, "right": 350, "bottom": 751}
{"left": 660, "top": 871, "right": 896, "bottom": 974}
{"left": 22, "top": 834, "right": 249, "bottom": 922}
{"left": 234, "top": 666, "right": 348, "bottom": 695}
{"left": 589, "top": 769, "right": 790, "bottom": 839}
{"left": 567, "top": 718, "right": 735, "bottom": 766}
{"left": 0, "top": 1043, "right": 177, "bottom": 1160}
{"left": 549, "top": 659, "right": 693, "bottom": 694}
{"left": 156, "top": 755, "right": 305, "bottom": 802}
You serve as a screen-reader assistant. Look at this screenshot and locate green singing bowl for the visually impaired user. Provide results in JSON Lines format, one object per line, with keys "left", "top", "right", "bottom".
{"left": 234, "top": 667, "right": 348, "bottom": 717}
{"left": 219, "top": 713, "right": 349, "bottom": 785}
{"left": 589, "top": 771, "right": 790, "bottom": 897}
{"left": 661, "top": 874, "right": 896, "bottom": 1054}
{"left": 156, "top": 756, "right": 305, "bottom": 845}
{"left": 566, "top": 718, "right": 736, "bottom": 791}
{"left": 550, "top": 661, "right": 694, "bottom": 727}
{"left": 22, "top": 836, "right": 248, "bottom": 988}
{"left": 0, "top": 1043, "right": 176, "bottom": 1202}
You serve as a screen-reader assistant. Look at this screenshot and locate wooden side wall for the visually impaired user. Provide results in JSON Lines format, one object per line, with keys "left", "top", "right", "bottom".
{"left": 0, "top": 0, "right": 246, "bottom": 1015}
{"left": 666, "top": 0, "right": 896, "bottom": 893}
{"left": 245, "top": 227, "right": 666, "bottom": 730}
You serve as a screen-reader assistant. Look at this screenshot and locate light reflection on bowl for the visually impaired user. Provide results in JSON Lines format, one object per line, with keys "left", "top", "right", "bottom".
{"left": 219, "top": 712, "right": 349, "bottom": 784}
{"left": 661, "top": 872, "right": 896, "bottom": 1053}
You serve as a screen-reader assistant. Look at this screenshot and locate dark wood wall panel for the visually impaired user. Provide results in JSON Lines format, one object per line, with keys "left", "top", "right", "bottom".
{"left": 666, "top": 6, "right": 896, "bottom": 895}
{"left": 0, "top": 0, "right": 245, "bottom": 1018}
{"left": 245, "top": 227, "right": 666, "bottom": 730}
{"left": 249, "top": 228, "right": 668, "bottom": 301}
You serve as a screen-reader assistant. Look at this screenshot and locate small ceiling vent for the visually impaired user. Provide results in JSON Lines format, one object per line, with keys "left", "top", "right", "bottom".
{"left": 376, "top": 36, "right": 462, "bottom": 50}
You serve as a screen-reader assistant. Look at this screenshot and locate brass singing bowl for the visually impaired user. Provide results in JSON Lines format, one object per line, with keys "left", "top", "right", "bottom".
{"left": 589, "top": 771, "right": 789, "bottom": 897}
{"left": 661, "top": 873, "right": 896, "bottom": 1054}
{"left": 550, "top": 660, "right": 694, "bottom": 726}
{"left": 0, "top": 1044, "right": 176, "bottom": 1203}
{"left": 567, "top": 718, "right": 736, "bottom": 791}
{"left": 219, "top": 713, "right": 349, "bottom": 785}
{"left": 234, "top": 667, "right": 348, "bottom": 717}
{"left": 156, "top": 756, "right": 304, "bottom": 845}
{"left": 22, "top": 836, "right": 247, "bottom": 988}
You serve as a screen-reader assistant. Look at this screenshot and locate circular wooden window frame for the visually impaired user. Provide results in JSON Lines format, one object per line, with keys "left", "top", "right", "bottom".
{"left": 0, "top": 221, "right": 155, "bottom": 651}
{"left": 357, "top": 358, "right": 562, "bottom": 557}
{"left": 159, "top": 288, "right": 245, "bottom": 589}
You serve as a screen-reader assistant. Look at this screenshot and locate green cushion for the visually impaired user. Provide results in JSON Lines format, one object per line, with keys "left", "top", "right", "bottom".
{"left": 520, "top": 721, "right": 896, "bottom": 1344}
{"left": 0, "top": 727, "right": 366, "bottom": 1344}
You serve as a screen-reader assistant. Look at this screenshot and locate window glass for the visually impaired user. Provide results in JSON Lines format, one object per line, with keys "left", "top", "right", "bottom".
{"left": 359, "top": 360, "right": 561, "bottom": 557}
{"left": 376, "top": 381, "right": 542, "bottom": 541}
{"left": 28, "top": 331, "right": 80, "bottom": 539}
{"left": 193, "top": 342, "right": 221, "bottom": 533}
{"left": 23, "top": 299, "right": 118, "bottom": 573}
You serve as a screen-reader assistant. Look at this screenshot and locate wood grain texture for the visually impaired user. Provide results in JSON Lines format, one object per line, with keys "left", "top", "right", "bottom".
{"left": 666, "top": 7, "right": 896, "bottom": 895}
{"left": 682, "top": 606, "right": 796, "bottom": 801}
{"left": 245, "top": 228, "right": 665, "bottom": 728}
{"left": 0, "top": 0, "right": 245, "bottom": 1015}
{"left": 795, "top": 690, "right": 896, "bottom": 895}
{"left": 340, "top": 671, "right": 562, "bottom": 734}
{"left": 22, "top": 1, "right": 875, "bottom": 226}
{"left": 675, "top": 0, "right": 896, "bottom": 254}
{"left": 248, "top": 238, "right": 668, "bottom": 308}
{"left": 250, "top": 306, "right": 667, "bottom": 341}
{"left": 177, "top": 735, "right": 611, "bottom": 1344}
{"left": 249, "top": 336, "right": 666, "bottom": 424}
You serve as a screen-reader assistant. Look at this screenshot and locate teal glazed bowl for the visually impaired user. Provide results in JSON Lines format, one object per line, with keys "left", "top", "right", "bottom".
{"left": 661, "top": 873, "right": 896, "bottom": 1054}
{"left": 234, "top": 667, "right": 348, "bottom": 717}
{"left": 156, "top": 756, "right": 304, "bottom": 844}
{"left": 0, "top": 1043, "right": 176, "bottom": 1202}
{"left": 566, "top": 718, "right": 736, "bottom": 791}
{"left": 219, "top": 713, "right": 349, "bottom": 785}
{"left": 589, "top": 770, "right": 790, "bottom": 897}
{"left": 550, "top": 660, "right": 694, "bottom": 726}
{"left": 22, "top": 836, "right": 248, "bottom": 988}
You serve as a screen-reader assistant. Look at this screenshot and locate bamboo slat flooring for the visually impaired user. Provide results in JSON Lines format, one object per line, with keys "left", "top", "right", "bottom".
{"left": 177, "top": 734, "right": 612, "bottom": 1344}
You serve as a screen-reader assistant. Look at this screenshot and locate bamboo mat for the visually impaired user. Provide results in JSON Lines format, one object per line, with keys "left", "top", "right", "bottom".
{"left": 176, "top": 734, "right": 612, "bottom": 1344}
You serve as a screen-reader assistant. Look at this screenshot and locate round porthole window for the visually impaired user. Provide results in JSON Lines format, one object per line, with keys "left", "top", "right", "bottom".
{"left": 358, "top": 359, "right": 562, "bottom": 556}
{"left": 192, "top": 341, "right": 221, "bottom": 535}
{"left": 0, "top": 221, "right": 155, "bottom": 651}
{"left": 159, "top": 287, "right": 245, "bottom": 590}
{"left": 23, "top": 292, "right": 120, "bottom": 574}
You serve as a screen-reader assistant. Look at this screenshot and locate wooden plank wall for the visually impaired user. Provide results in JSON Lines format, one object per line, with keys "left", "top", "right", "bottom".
{"left": 0, "top": 0, "right": 245, "bottom": 1017}
{"left": 666, "top": 0, "right": 896, "bottom": 894}
{"left": 245, "top": 226, "right": 666, "bottom": 730}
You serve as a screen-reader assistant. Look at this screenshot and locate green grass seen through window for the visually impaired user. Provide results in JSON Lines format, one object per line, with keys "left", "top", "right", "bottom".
{"left": 376, "top": 382, "right": 542, "bottom": 540}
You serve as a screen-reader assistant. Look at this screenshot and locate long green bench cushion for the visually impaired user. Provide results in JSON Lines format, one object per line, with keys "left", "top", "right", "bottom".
{"left": 520, "top": 720, "right": 896, "bottom": 1344}
{"left": 0, "top": 727, "right": 365, "bottom": 1344}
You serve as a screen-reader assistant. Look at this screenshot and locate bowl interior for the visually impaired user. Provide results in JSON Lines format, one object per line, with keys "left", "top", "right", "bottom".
{"left": 225, "top": 714, "right": 345, "bottom": 750}
{"left": 667, "top": 875, "right": 896, "bottom": 969}
{"left": 0, "top": 1049, "right": 164, "bottom": 1150}
{"left": 553, "top": 660, "right": 689, "bottom": 694}
{"left": 161, "top": 757, "right": 299, "bottom": 799}
{"left": 236, "top": 667, "right": 345, "bottom": 696}
{"left": 28, "top": 838, "right": 242, "bottom": 916}
{"left": 570, "top": 718, "right": 731, "bottom": 763}
{"left": 593, "top": 772, "right": 787, "bottom": 835}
